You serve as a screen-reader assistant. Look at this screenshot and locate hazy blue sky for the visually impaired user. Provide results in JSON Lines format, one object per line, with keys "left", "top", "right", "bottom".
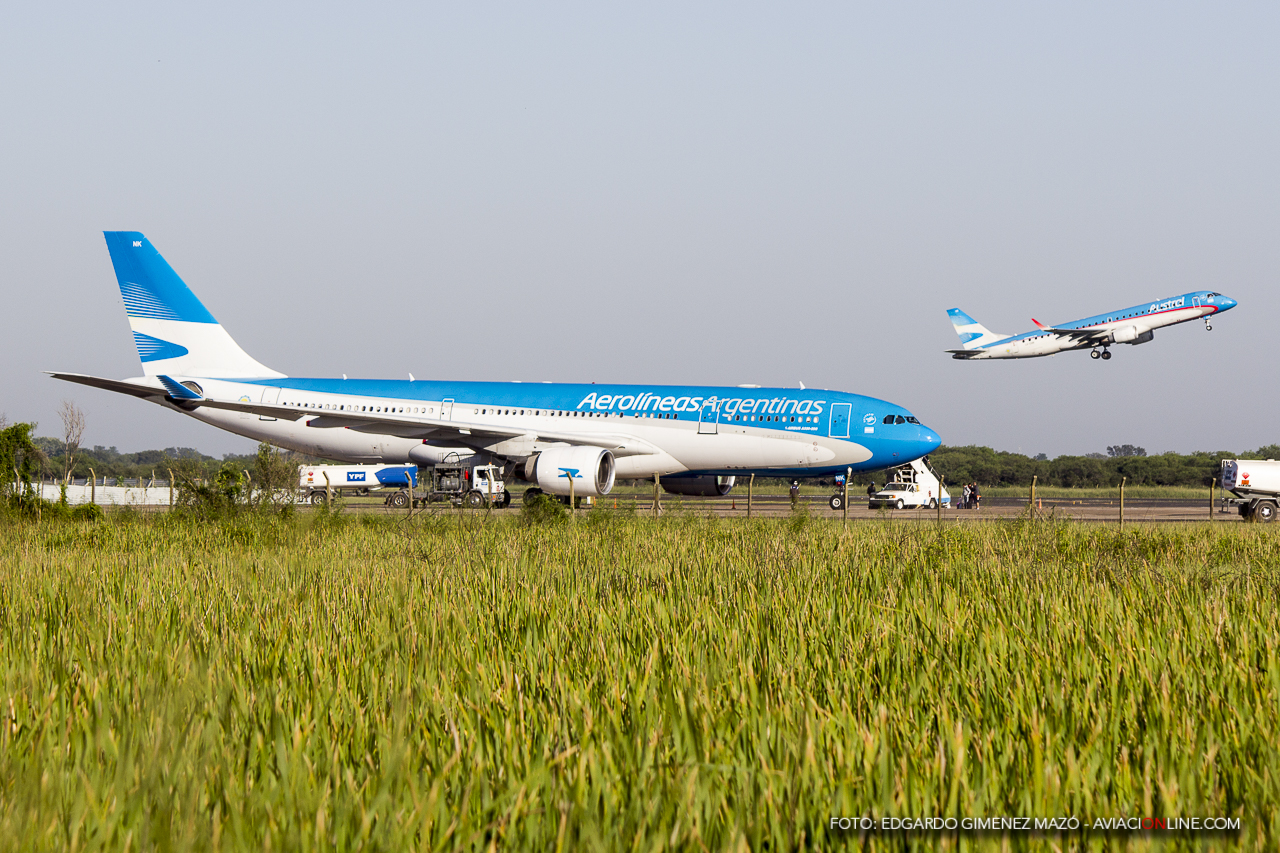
{"left": 3, "top": 3, "right": 1277, "bottom": 458}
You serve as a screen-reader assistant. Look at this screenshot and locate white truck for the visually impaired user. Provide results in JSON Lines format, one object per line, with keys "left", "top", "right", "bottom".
{"left": 300, "top": 464, "right": 417, "bottom": 504}
{"left": 863, "top": 458, "right": 951, "bottom": 510}
{"left": 1220, "top": 459, "right": 1280, "bottom": 522}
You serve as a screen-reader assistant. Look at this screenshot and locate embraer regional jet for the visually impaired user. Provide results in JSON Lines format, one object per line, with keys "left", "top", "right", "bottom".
{"left": 50, "top": 232, "right": 940, "bottom": 501}
{"left": 947, "top": 292, "right": 1237, "bottom": 361}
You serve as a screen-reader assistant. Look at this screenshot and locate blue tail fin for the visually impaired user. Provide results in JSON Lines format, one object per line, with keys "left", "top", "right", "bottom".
{"left": 946, "top": 308, "right": 1010, "bottom": 350}
{"left": 103, "top": 232, "right": 283, "bottom": 378}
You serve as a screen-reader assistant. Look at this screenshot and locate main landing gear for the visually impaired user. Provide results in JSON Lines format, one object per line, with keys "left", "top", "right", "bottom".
{"left": 1090, "top": 347, "right": 1112, "bottom": 361}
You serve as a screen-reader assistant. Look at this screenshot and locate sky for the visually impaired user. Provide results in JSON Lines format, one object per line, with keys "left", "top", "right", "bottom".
{"left": 2, "top": 2, "right": 1277, "bottom": 458}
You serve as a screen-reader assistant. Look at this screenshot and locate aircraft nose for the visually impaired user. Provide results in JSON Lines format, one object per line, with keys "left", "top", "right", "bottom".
{"left": 1222, "top": 296, "right": 1238, "bottom": 310}
{"left": 917, "top": 425, "right": 941, "bottom": 456}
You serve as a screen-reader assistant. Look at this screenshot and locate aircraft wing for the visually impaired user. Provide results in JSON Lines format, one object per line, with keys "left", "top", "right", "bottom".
{"left": 945, "top": 349, "right": 983, "bottom": 359}
{"left": 50, "top": 373, "right": 661, "bottom": 458}
{"left": 1031, "top": 319, "right": 1109, "bottom": 343}
{"left": 195, "top": 396, "right": 661, "bottom": 457}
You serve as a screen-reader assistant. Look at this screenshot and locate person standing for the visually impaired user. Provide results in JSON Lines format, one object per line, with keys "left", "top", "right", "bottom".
{"left": 790, "top": 479, "right": 801, "bottom": 510}
{"left": 971, "top": 482, "right": 981, "bottom": 510}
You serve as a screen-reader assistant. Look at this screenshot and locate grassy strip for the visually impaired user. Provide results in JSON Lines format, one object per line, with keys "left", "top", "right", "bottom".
{"left": 1, "top": 513, "right": 1276, "bottom": 850}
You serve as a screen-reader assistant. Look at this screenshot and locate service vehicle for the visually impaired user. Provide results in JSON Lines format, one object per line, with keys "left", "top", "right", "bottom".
{"left": 1219, "top": 459, "right": 1280, "bottom": 521}
{"left": 301, "top": 464, "right": 416, "bottom": 504}
{"left": 861, "top": 458, "right": 950, "bottom": 510}
{"left": 386, "top": 462, "right": 509, "bottom": 509}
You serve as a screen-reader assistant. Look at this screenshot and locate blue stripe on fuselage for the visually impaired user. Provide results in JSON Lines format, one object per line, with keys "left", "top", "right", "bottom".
{"left": 234, "top": 377, "right": 938, "bottom": 470}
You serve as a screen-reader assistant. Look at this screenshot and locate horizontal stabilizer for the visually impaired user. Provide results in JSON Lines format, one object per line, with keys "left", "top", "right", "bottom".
{"left": 47, "top": 372, "right": 166, "bottom": 400}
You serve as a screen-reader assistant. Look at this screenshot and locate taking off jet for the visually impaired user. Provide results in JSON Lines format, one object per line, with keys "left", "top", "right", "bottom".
{"left": 946, "top": 292, "right": 1236, "bottom": 361}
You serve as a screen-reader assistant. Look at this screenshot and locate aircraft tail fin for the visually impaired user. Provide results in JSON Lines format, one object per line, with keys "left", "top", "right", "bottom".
{"left": 947, "top": 308, "right": 1009, "bottom": 350}
{"left": 103, "top": 232, "right": 284, "bottom": 378}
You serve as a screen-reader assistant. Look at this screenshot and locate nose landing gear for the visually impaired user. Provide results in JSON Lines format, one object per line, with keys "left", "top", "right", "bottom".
{"left": 1205, "top": 319, "right": 1213, "bottom": 331}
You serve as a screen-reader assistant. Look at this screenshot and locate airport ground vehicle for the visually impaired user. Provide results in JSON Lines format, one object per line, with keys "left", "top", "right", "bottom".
{"left": 301, "top": 464, "right": 416, "bottom": 504}
{"left": 384, "top": 463, "right": 509, "bottom": 509}
{"left": 1220, "top": 459, "right": 1280, "bottom": 521}
{"left": 862, "top": 458, "right": 950, "bottom": 510}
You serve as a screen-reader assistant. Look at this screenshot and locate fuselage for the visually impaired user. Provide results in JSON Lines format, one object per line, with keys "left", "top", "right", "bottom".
{"left": 163, "top": 376, "right": 940, "bottom": 479}
{"left": 964, "top": 290, "right": 1236, "bottom": 359}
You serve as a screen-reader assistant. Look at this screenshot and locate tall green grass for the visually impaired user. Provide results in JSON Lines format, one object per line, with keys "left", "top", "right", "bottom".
{"left": 1, "top": 513, "right": 1276, "bottom": 850}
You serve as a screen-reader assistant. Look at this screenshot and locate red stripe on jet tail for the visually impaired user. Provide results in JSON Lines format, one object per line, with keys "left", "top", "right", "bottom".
{"left": 1032, "top": 318, "right": 1048, "bottom": 330}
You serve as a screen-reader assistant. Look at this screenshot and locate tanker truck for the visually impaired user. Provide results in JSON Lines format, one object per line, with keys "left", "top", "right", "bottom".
{"left": 1220, "top": 459, "right": 1280, "bottom": 522}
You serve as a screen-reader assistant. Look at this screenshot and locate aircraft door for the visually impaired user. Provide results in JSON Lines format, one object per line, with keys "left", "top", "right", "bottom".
{"left": 698, "top": 400, "right": 718, "bottom": 434}
{"left": 828, "top": 403, "right": 851, "bottom": 438}
{"left": 441, "top": 398, "right": 454, "bottom": 420}
{"left": 259, "top": 387, "right": 280, "bottom": 421}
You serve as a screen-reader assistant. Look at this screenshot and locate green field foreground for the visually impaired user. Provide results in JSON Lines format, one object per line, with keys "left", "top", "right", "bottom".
{"left": 1, "top": 513, "right": 1277, "bottom": 851}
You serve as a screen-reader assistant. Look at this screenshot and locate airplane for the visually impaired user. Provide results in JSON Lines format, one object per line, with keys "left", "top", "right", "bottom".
{"left": 49, "top": 232, "right": 941, "bottom": 502}
{"left": 946, "top": 291, "right": 1237, "bottom": 361}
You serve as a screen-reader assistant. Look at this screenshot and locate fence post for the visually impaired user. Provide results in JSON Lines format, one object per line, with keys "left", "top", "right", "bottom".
{"left": 89, "top": 467, "right": 96, "bottom": 505}
{"left": 167, "top": 468, "right": 174, "bottom": 507}
{"left": 323, "top": 471, "right": 332, "bottom": 506}
{"left": 653, "top": 472, "right": 660, "bottom": 516}
{"left": 1120, "top": 477, "right": 1126, "bottom": 529}
{"left": 843, "top": 467, "right": 851, "bottom": 527}
{"left": 747, "top": 473, "right": 754, "bottom": 519}
{"left": 1030, "top": 475, "right": 1037, "bottom": 518}
{"left": 569, "top": 472, "right": 576, "bottom": 519}
{"left": 1209, "top": 478, "right": 1214, "bottom": 520}
{"left": 937, "top": 475, "right": 944, "bottom": 524}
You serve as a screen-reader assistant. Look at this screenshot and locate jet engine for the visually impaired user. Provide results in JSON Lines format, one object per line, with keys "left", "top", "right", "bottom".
{"left": 661, "top": 475, "right": 736, "bottom": 497}
{"left": 1111, "top": 326, "right": 1154, "bottom": 345}
{"left": 523, "top": 447, "right": 616, "bottom": 497}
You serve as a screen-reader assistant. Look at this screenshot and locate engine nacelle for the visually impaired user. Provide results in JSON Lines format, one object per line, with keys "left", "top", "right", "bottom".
{"left": 1110, "top": 326, "right": 1153, "bottom": 345}
{"left": 525, "top": 447, "right": 616, "bottom": 497}
{"left": 661, "top": 475, "right": 736, "bottom": 497}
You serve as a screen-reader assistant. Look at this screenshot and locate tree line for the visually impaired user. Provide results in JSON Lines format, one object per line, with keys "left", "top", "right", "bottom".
{"left": 923, "top": 444, "right": 1280, "bottom": 489}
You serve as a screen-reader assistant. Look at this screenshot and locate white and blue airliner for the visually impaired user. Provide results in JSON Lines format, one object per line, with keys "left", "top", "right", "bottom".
{"left": 50, "top": 232, "right": 940, "bottom": 500}
{"left": 947, "top": 292, "right": 1237, "bottom": 361}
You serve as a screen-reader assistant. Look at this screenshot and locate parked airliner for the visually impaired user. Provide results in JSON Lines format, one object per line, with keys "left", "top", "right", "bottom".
{"left": 947, "top": 292, "right": 1237, "bottom": 361}
{"left": 49, "top": 232, "right": 940, "bottom": 500}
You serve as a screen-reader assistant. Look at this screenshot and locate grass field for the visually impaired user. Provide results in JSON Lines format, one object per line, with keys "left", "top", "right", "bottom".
{"left": 1, "top": 510, "right": 1276, "bottom": 851}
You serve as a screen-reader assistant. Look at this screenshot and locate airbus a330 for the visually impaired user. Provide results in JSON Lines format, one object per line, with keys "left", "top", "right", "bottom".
{"left": 50, "top": 232, "right": 940, "bottom": 501}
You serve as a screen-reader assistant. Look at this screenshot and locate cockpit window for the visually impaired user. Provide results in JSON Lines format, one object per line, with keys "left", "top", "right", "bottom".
{"left": 883, "top": 415, "right": 894, "bottom": 424}
{"left": 1207, "top": 292, "right": 1218, "bottom": 297}
{"left": 906, "top": 416, "right": 920, "bottom": 424}
{"left": 894, "top": 415, "right": 906, "bottom": 424}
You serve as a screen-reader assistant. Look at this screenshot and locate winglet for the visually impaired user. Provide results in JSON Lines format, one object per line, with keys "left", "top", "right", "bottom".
{"left": 1031, "top": 318, "right": 1048, "bottom": 331}
{"left": 157, "top": 375, "right": 203, "bottom": 400}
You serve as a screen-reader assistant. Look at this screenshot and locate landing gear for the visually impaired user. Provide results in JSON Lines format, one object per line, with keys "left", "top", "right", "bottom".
{"left": 1101, "top": 350, "right": 1111, "bottom": 360}
{"left": 1091, "top": 346, "right": 1112, "bottom": 360}
{"left": 829, "top": 494, "right": 844, "bottom": 511}
{"left": 523, "top": 488, "right": 544, "bottom": 505}
{"left": 1090, "top": 349, "right": 1100, "bottom": 359}
{"left": 1205, "top": 319, "right": 1213, "bottom": 331}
